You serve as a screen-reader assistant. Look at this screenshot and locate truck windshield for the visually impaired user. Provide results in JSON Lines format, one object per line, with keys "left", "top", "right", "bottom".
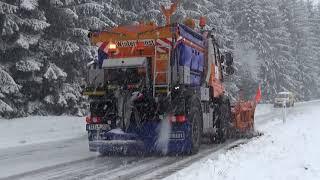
{"left": 277, "top": 94, "right": 289, "bottom": 98}
{"left": 105, "top": 68, "right": 145, "bottom": 85}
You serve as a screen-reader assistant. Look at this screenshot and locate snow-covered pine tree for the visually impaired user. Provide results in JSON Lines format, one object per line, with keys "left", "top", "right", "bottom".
{"left": 257, "top": 0, "right": 302, "bottom": 101}
{"left": 228, "top": 0, "right": 275, "bottom": 100}
{"left": 34, "top": 0, "right": 91, "bottom": 116}
{"left": 228, "top": 0, "right": 320, "bottom": 101}
{"left": 311, "top": 3, "right": 320, "bottom": 93}
{"left": 1, "top": 0, "right": 320, "bottom": 118}
{"left": 275, "top": 0, "right": 319, "bottom": 100}
{"left": 0, "top": 66, "right": 21, "bottom": 117}
{"left": 304, "top": 0, "right": 320, "bottom": 99}
{"left": 0, "top": 0, "right": 50, "bottom": 117}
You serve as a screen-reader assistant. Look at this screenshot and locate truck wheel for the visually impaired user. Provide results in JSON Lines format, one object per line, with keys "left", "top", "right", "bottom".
{"left": 187, "top": 97, "right": 202, "bottom": 154}
{"left": 215, "top": 96, "right": 231, "bottom": 143}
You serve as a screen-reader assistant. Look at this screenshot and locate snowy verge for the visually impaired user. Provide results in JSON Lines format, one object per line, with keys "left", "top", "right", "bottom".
{"left": 0, "top": 116, "right": 86, "bottom": 149}
{"left": 254, "top": 103, "right": 273, "bottom": 116}
{"left": 254, "top": 99, "right": 320, "bottom": 117}
{"left": 166, "top": 103, "right": 320, "bottom": 180}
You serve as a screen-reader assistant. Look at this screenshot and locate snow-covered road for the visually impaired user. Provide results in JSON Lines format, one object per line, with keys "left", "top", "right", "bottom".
{"left": 0, "top": 101, "right": 318, "bottom": 180}
{"left": 0, "top": 116, "right": 87, "bottom": 149}
{"left": 166, "top": 100, "right": 320, "bottom": 180}
{"left": 0, "top": 137, "right": 96, "bottom": 179}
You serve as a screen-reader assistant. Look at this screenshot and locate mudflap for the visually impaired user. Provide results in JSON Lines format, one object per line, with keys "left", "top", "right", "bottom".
{"left": 160, "top": 122, "right": 193, "bottom": 155}
{"left": 87, "top": 121, "right": 194, "bottom": 155}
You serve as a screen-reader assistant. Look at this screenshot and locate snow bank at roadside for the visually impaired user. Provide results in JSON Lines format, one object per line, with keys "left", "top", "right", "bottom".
{"left": 0, "top": 116, "right": 86, "bottom": 149}
{"left": 166, "top": 104, "right": 320, "bottom": 180}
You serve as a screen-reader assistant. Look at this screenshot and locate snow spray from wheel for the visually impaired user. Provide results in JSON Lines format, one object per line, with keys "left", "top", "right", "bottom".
{"left": 155, "top": 115, "right": 172, "bottom": 155}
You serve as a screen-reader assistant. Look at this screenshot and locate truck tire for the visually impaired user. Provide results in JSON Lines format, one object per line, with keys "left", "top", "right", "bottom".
{"left": 187, "top": 96, "right": 202, "bottom": 154}
{"left": 214, "top": 96, "right": 231, "bottom": 143}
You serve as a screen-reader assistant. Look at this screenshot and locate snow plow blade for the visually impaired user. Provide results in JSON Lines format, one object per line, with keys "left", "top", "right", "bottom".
{"left": 229, "top": 100, "right": 262, "bottom": 139}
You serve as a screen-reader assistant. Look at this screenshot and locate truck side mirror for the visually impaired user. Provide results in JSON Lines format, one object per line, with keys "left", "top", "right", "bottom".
{"left": 225, "top": 52, "right": 233, "bottom": 66}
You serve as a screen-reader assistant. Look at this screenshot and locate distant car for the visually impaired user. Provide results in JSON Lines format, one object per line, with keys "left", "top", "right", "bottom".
{"left": 274, "top": 92, "right": 295, "bottom": 108}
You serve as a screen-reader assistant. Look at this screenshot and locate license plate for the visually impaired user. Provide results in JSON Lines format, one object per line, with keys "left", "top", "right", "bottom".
{"left": 86, "top": 124, "right": 111, "bottom": 131}
{"left": 170, "top": 131, "right": 185, "bottom": 140}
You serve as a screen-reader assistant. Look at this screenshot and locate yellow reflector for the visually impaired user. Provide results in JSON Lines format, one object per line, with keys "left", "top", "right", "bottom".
{"left": 83, "top": 91, "right": 106, "bottom": 96}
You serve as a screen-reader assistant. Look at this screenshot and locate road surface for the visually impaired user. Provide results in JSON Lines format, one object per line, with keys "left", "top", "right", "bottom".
{"left": 0, "top": 101, "right": 318, "bottom": 180}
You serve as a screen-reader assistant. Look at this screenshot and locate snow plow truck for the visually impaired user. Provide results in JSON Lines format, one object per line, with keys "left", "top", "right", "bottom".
{"left": 83, "top": 1, "right": 258, "bottom": 155}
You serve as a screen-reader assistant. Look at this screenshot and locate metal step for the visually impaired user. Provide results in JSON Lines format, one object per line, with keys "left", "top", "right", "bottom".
{"left": 155, "top": 71, "right": 168, "bottom": 74}
{"left": 154, "top": 84, "right": 169, "bottom": 88}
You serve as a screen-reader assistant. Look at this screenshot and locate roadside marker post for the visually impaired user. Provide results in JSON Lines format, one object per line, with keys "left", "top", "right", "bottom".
{"left": 282, "top": 101, "right": 287, "bottom": 124}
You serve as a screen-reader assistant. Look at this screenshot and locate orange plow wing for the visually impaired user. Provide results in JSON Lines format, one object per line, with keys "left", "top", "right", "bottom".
{"left": 231, "top": 101, "right": 256, "bottom": 133}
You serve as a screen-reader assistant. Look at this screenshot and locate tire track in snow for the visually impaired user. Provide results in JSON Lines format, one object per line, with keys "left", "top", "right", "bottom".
{"left": 0, "top": 156, "right": 159, "bottom": 180}
{"left": 127, "top": 140, "right": 250, "bottom": 180}
{"left": 0, "top": 142, "right": 240, "bottom": 180}
{"left": 0, "top": 156, "right": 97, "bottom": 180}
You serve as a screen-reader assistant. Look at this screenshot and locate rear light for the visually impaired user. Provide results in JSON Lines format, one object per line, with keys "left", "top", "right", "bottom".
{"left": 86, "top": 116, "right": 91, "bottom": 124}
{"left": 85, "top": 116, "right": 102, "bottom": 124}
{"left": 176, "top": 115, "right": 186, "bottom": 123}
{"left": 168, "top": 114, "right": 176, "bottom": 123}
{"left": 168, "top": 115, "right": 186, "bottom": 123}
{"left": 127, "top": 84, "right": 137, "bottom": 89}
{"left": 91, "top": 117, "right": 102, "bottom": 123}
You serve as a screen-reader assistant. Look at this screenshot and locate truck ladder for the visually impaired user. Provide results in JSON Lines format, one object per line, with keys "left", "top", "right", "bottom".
{"left": 153, "top": 45, "right": 171, "bottom": 97}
